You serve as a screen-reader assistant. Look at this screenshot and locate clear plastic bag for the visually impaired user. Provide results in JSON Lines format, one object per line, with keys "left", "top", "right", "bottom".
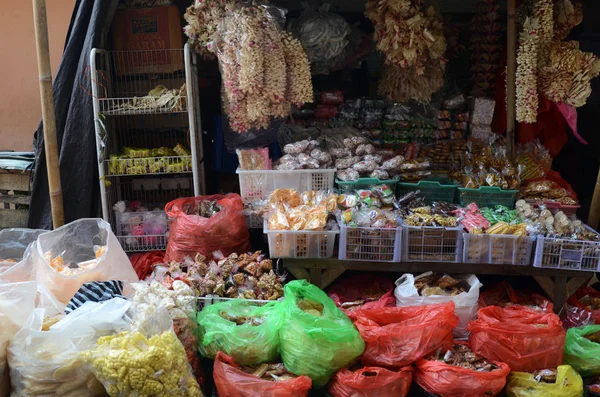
{"left": 83, "top": 305, "right": 203, "bottom": 397}
{"left": 394, "top": 273, "right": 482, "bottom": 339}
{"left": 8, "top": 298, "right": 132, "bottom": 397}
{"left": 0, "top": 228, "right": 46, "bottom": 272}
{"left": 29, "top": 219, "right": 139, "bottom": 304}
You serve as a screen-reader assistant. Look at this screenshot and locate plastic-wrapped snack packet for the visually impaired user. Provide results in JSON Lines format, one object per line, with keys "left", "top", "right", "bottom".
{"left": 336, "top": 169, "right": 360, "bottom": 182}
{"left": 330, "top": 148, "right": 352, "bottom": 159}
{"left": 370, "top": 169, "right": 390, "bottom": 180}
{"left": 284, "top": 140, "right": 311, "bottom": 155}
{"left": 311, "top": 149, "right": 332, "bottom": 165}
{"left": 336, "top": 156, "right": 361, "bottom": 170}
{"left": 298, "top": 153, "right": 320, "bottom": 169}
{"left": 381, "top": 155, "right": 405, "bottom": 171}
{"left": 343, "top": 136, "right": 368, "bottom": 149}
{"left": 364, "top": 154, "right": 383, "bottom": 164}
{"left": 352, "top": 161, "right": 379, "bottom": 174}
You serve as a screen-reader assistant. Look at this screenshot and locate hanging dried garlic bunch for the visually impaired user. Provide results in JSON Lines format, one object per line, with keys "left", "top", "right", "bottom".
{"left": 214, "top": 4, "right": 313, "bottom": 133}
{"left": 365, "top": 0, "right": 446, "bottom": 73}
{"left": 516, "top": 17, "right": 540, "bottom": 123}
{"left": 184, "top": 0, "right": 237, "bottom": 58}
{"left": 554, "top": 0, "right": 583, "bottom": 40}
{"left": 470, "top": 0, "right": 503, "bottom": 97}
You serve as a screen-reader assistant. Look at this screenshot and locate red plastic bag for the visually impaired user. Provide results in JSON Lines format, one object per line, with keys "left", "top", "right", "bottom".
{"left": 130, "top": 251, "right": 164, "bottom": 280}
{"left": 468, "top": 306, "right": 566, "bottom": 372}
{"left": 164, "top": 194, "right": 250, "bottom": 262}
{"left": 213, "top": 352, "right": 312, "bottom": 397}
{"left": 328, "top": 365, "right": 413, "bottom": 397}
{"left": 567, "top": 286, "right": 600, "bottom": 324}
{"left": 414, "top": 342, "right": 510, "bottom": 397}
{"left": 478, "top": 281, "right": 553, "bottom": 312}
{"left": 327, "top": 274, "right": 395, "bottom": 313}
{"left": 349, "top": 302, "right": 458, "bottom": 368}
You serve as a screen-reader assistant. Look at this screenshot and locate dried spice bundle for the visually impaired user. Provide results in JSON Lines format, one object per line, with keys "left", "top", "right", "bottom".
{"left": 516, "top": 17, "right": 540, "bottom": 123}
{"left": 184, "top": 0, "right": 237, "bottom": 58}
{"left": 470, "top": 0, "right": 503, "bottom": 97}
{"left": 379, "top": 63, "right": 445, "bottom": 103}
{"left": 554, "top": 0, "right": 583, "bottom": 41}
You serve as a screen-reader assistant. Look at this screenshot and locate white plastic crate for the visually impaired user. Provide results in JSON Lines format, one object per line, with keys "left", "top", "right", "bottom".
{"left": 264, "top": 220, "right": 338, "bottom": 259}
{"left": 463, "top": 233, "right": 535, "bottom": 266}
{"left": 114, "top": 210, "right": 169, "bottom": 252}
{"left": 402, "top": 225, "right": 463, "bottom": 263}
{"left": 534, "top": 233, "right": 600, "bottom": 272}
{"left": 237, "top": 168, "right": 336, "bottom": 203}
{"left": 338, "top": 223, "right": 402, "bottom": 262}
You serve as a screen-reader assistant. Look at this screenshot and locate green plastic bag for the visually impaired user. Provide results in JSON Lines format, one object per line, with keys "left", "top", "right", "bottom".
{"left": 506, "top": 365, "right": 583, "bottom": 397}
{"left": 564, "top": 324, "right": 600, "bottom": 377}
{"left": 196, "top": 299, "right": 281, "bottom": 366}
{"left": 278, "top": 280, "right": 365, "bottom": 388}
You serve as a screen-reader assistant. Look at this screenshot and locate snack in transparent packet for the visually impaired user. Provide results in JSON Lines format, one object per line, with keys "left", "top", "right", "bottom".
{"left": 8, "top": 298, "right": 130, "bottom": 397}
{"left": 83, "top": 305, "right": 203, "bottom": 397}
{"left": 236, "top": 148, "right": 272, "bottom": 170}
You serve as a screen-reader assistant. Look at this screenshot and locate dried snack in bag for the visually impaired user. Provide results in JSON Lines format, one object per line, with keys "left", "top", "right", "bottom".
{"left": 564, "top": 324, "right": 600, "bottom": 377}
{"left": 213, "top": 352, "right": 312, "bottom": 397}
{"left": 277, "top": 280, "right": 364, "bottom": 388}
{"left": 468, "top": 306, "right": 565, "bottom": 372}
{"left": 328, "top": 364, "right": 413, "bottom": 397}
{"left": 506, "top": 365, "right": 583, "bottom": 397}
{"left": 327, "top": 274, "right": 395, "bottom": 313}
{"left": 197, "top": 300, "right": 281, "bottom": 366}
{"left": 415, "top": 342, "right": 510, "bottom": 397}
{"left": 348, "top": 302, "right": 458, "bottom": 368}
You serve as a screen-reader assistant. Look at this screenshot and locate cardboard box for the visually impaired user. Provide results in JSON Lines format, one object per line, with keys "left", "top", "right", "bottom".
{"left": 112, "top": 6, "right": 184, "bottom": 75}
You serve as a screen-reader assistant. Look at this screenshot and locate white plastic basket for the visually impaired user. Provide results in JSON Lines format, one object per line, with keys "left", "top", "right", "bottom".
{"left": 463, "top": 233, "right": 535, "bottom": 266}
{"left": 114, "top": 210, "right": 169, "bottom": 251}
{"left": 237, "top": 168, "right": 336, "bottom": 203}
{"left": 533, "top": 232, "right": 600, "bottom": 272}
{"left": 402, "top": 225, "right": 463, "bottom": 263}
{"left": 264, "top": 220, "right": 338, "bottom": 259}
{"left": 338, "top": 223, "right": 402, "bottom": 262}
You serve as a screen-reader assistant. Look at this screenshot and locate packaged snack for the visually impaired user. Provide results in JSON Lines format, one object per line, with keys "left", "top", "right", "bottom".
{"left": 336, "top": 156, "right": 362, "bottom": 170}
{"left": 284, "top": 140, "right": 311, "bottom": 155}
{"left": 237, "top": 148, "right": 271, "bottom": 170}
{"left": 370, "top": 169, "right": 390, "bottom": 180}
{"left": 352, "top": 161, "right": 379, "bottom": 173}
{"left": 381, "top": 155, "right": 405, "bottom": 171}
{"left": 173, "top": 143, "right": 192, "bottom": 157}
{"left": 336, "top": 169, "right": 360, "bottom": 181}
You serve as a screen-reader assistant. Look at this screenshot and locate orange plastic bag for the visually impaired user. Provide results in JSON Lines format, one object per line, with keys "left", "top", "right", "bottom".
{"left": 328, "top": 365, "right": 412, "bottom": 397}
{"left": 468, "top": 306, "right": 565, "bottom": 372}
{"left": 478, "top": 281, "right": 553, "bottom": 312}
{"left": 213, "top": 352, "right": 312, "bottom": 397}
{"left": 414, "top": 342, "right": 510, "bottom": 397}
{"left": 164, "top": 194, "right": 250, "bottom": 262}
{"left": 349, "top": 302, "right": 458, "bottom": 368}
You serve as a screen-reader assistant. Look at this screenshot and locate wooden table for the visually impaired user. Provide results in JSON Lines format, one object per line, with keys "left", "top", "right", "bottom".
{"left": 284, "top": 259, "right": 595, "bottom": 313}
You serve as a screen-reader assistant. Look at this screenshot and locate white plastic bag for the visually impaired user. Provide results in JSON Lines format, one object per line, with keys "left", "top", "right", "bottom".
{"left": 30, "top": 219, "right": 138, "bottom": 304}
{"left": 0, "top": 228, "right": 46, "bottom": 272}
{"left": 394, "top": 273, "right": 482, "bottom": 338}
{"left": 7, "top": 298, "right": 132, "bottom": 397}
{"left": 0, "top": 281, "right": 38, "bottom": 387}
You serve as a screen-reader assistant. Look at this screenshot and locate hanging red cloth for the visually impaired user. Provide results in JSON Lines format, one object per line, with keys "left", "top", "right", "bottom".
{"left": 490, "top": 45, "right": 569, "bottom": 157}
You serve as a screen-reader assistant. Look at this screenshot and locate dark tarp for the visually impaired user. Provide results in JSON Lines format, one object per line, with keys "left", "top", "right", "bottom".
{"left": 28, "top": 0, "right": 118, "bottom": 229}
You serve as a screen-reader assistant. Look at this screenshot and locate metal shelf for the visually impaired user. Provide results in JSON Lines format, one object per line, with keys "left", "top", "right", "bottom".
{"left": 117, "top": 235, "right": 168, "bottom": 252}
{"left": 99, "top": 97, "right": 187, "bottom": 116}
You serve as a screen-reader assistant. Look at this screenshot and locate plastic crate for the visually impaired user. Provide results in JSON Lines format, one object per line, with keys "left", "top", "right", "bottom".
{"left": 534, "top": 231, "right": 600, "bottom": 272}
{"left": 402, "top": 225, "right": 463, "bottom": 263}
{"left": 237, "top": 169, "right": 336, "bottom": 203}
{"left": 463, "top": 233, "right": 535, "bottom": 266}
{"left": 114, "top": 210, "right": 169, "bottom": 251}
{"left": 264, "top": 220, "right": 338, "bottom": 259}
{"left": 544, "top": 201, "right": 580, "bottom": 216}
{"left": 338, "top": 223, "right": 402, "bottom": 262}
{"left": 458, "top": 186, "right": 518, "bottom": 208}
{"left": 398, "top": 179, "right": 458, "bottom": 204}
{"left": 336, "top": 177, "right": 399, "bottom": 193}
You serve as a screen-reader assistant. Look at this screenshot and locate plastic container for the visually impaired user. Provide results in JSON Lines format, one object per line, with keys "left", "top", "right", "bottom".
{"left": 463, "top": 234, "right": 535, "bottom": 266}
{"left": 402, "top": 225, "right": 463, "bottom": 263}
{"left": 544, "top": 201, "right": 580, "bottom": 217}
{"left": 458, "top": 186, "right": 519, "bottom": 208}
{"left": 237, "top": 168, "right": 336, "bottom": 203}
{"left": 264, "top": 220, "right": 339, "bottom": 259}
{"left": 338, "top": 223, "right": 402, "bottom": 262}
{"left": 114, "top": 210, "right": 169, "bottom": 252}
{"left": 397, "top": 179, "right": 459, "bottom": 204}
{"left": 336, "top": 177, "right": 399, "bottom": 193}
{"left": 533, "top": 229, "right": 600, "bottom": 272}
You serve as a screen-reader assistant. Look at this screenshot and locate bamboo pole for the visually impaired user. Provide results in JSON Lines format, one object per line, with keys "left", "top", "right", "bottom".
{"left": 588, "top": 167, "right": 600, "bottom": 229}
{"left": 506, "top": 0, "right": 517, "bottom": 160}
{"left": 32, "top": 0, "right": 65, "bottom": 228}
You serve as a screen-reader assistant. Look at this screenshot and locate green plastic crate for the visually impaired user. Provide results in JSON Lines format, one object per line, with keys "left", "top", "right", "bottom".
{"left": 458, "top": 186, "right": 519, "bottom": 208}
{"left": 398, "top": 179, "right": 459, "bottom": 204}
{"left": 336, "top": 178, "right": 399, "bottom": 192}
